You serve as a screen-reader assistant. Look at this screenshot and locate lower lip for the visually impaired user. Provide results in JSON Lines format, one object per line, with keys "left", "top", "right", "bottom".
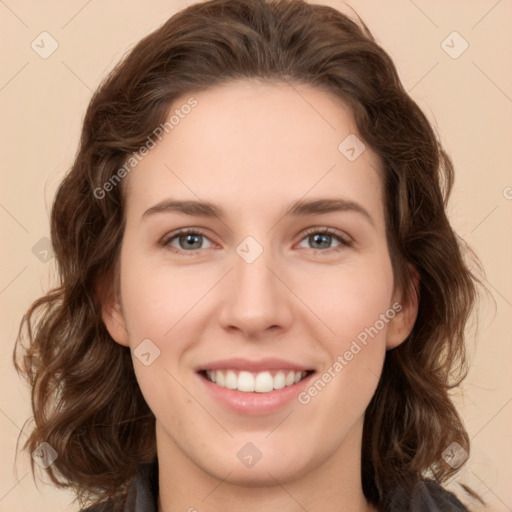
{"left": 198, "top": 372, "right": 315, "bottom": 415}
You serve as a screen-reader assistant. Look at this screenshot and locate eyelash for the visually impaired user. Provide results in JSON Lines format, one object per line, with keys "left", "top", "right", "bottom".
{"left": 160, "top": 227, "right": 354, "bottom": 256}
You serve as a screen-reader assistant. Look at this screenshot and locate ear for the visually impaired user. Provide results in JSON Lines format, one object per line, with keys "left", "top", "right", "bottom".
{"left": 386, "top": 263, "right": 420, "bottom": 350}
{"left": 95, "top": 274, "right": 130, "bottom": 347}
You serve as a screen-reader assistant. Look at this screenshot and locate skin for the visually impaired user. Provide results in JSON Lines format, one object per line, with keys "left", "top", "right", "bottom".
{"left": 102, "top": 79, "right": 419, "bottom": 512}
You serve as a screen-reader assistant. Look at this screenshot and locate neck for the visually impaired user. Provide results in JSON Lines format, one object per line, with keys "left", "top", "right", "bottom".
{"left": 156, "top": 416, "right": 377, "bottom": 512}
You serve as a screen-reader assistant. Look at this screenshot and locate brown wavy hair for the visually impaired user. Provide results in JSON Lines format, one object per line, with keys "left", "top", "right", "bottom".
{"left": 13, "top": 0, "right": 487, "bottom": 510}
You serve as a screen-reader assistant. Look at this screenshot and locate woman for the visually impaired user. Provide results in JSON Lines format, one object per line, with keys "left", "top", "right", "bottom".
{"left": 13, "top": 0, "right": 486, "bottom": 510}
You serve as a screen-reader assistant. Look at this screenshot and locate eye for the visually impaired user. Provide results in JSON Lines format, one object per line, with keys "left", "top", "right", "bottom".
{"left": 161, "top": 228, "right": 214, "bottom": 255}
{"left": 161, "top": 226, "right": 353, "bottom": 255}
{"left": 297, "top": 227, "right": 353, "bottom": 252}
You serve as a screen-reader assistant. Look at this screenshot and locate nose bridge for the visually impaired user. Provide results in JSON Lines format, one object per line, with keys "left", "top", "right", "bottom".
{"left": 218, "top": 233, "right": 292, "bottom": 334}
{"left": 236, "top": 237, "right": 274, "bottom": 294}
{"left": 234, "top": 234, "right": 279, "bottom": 307}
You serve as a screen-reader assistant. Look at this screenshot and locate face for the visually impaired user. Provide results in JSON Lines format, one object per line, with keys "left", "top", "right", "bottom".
{"left": 102, "top": 79, "right": 417, "bottom": 486}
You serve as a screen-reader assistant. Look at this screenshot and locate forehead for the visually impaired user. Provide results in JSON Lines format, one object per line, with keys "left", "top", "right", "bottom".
{"left": 123, "top": 79, "right": 385, "bottom": 226}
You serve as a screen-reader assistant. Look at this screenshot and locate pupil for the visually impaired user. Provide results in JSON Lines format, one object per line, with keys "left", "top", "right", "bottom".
{"left": 183, "top": 234, "right": 201, "bottom": 249}
{"left": 312, "top": 233, "right": 329, "bottom": 248}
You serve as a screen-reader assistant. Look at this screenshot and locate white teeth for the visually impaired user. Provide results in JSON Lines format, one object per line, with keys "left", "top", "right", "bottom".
{"left": 255, "top": 371, "right": 273, "bottom": 393}
{"left": 225, "top": 370, "right": 238, "bottom": 389}
{"left": 238, "top": 371, "right": 255, "bottom": 392}
{"left": 273, "top": 371, "right": 285, "bottom": 390}
{"left": 205, "top": 369, "right": 308, "bottom": 393}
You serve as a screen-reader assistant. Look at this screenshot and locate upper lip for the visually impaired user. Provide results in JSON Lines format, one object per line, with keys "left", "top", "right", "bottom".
{"left": 196, "top": 357, "right": 315, "bottom": 373}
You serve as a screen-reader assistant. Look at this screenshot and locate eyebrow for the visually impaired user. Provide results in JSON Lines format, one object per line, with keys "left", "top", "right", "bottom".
{"left": 141, "top": 197, "right": 375, "bottom": 227}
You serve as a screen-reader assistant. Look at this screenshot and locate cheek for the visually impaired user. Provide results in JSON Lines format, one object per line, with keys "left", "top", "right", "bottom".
{"left": 297, "top": 263, "right": 392, "bottom": 429}
{"left": 301, "top": 253, "right": 394, "bottom": 410}
{"left": 120, "top": 254, "right": 202, "bottom": 337}
{"left": 300, "top": 254, "right": 394, "bottom": 340}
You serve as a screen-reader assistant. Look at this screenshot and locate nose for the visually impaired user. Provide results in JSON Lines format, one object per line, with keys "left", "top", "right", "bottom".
{"left": 217, "top": 241, "right": 294, "bottom": 340}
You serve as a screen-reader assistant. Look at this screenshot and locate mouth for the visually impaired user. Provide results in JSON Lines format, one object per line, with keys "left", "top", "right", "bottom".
{"left": 195, "top": 357, "right": 317, "bottom": 415}
{"left": 198, "top": 368, "right": 315, "bottom": 393}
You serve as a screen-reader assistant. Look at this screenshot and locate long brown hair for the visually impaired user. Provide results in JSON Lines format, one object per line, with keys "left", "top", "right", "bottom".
{"left": 13, "top": 0, "right": 486, "bottom": 509}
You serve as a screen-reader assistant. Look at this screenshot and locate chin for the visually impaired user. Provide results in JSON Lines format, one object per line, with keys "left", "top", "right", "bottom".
{"left": 205, "top": 459, "right": 309, "bottom": 487}
{"left": 193, "top": 441, "right": 319, "bottom": 487}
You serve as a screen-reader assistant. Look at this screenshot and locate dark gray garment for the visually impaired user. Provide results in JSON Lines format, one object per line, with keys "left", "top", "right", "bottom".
{"left": 81, "top": 457, "right": 470, "bottom": 512}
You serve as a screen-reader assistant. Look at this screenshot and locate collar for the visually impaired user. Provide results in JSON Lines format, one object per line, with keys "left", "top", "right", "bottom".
{"left": 122, "top": 456, "right": 159, "bottom": 512}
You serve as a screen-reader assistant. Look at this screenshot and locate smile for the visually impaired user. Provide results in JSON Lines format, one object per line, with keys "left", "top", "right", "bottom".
{"left": 202, "top": 369, "right": 313, "bottom": 393}
{"left": 196, "top": 358, "right": 317, "bottom": 414}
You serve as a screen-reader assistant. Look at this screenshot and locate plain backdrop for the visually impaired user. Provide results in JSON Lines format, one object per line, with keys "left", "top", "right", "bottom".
{"left": 1, "top": 1, "right": 511, "bottom": 511}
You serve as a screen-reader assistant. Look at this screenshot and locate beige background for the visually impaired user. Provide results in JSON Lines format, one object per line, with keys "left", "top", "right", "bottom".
{"left": 1, "top": 1, "right": 511, "bottom": 511}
